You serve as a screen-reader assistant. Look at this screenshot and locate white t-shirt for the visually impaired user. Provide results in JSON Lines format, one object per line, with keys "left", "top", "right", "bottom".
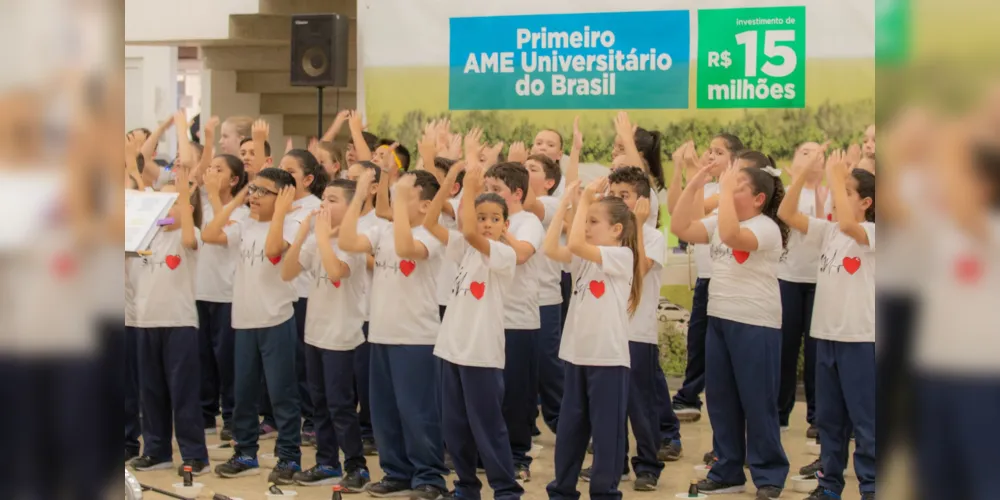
{"left": 434, "top": 233, "right": 517, "bottom": 368}
{"left": 536, "top": 195, "right": 565, "bottom": 306}
{"left": 197, "top": 190, "right": 251, "bottom": 302}
{"left": 646, "top": 188, "right": 661, "bottom": 228}
{"left": 290, "top": 195, "right": 322, "bottom": 298}
{"left": 300, "top": 235, "right": 368, "bottom": 351}
{"left": 224, "top": 217, "right": 300, "bottom": 329}
{"left": 915, "top": 214, "right": 1000, "bottom": 376}
{"left": 357, "top": 210, "right": 383, "bottom": 321}
{"left": 503, "top": 211, "right": 545, "bottom": 329}
{"left": 778, "top": 188, "right": 821, "bottom": 283}
{"left": 364, "top": 223, "right": 444, "bottom": 345}
{"left": 703, "top": 214, "right": 783, "bottom": 329}
{"left": 693, "top": 183, "right": 721, "bottom": 279}
{"left": 629, "top": 228, "right": 665, "bottom": 344}
{"left": 130, "top": 228, "right": 200, "bottom": 329}
{"left": 436, "top": 197, "right": 462, "bottom": 306}
{"left": 560, "top": 246, "right": 634, "bottom": 368}
{"left": 806, "top": 218, "right": 876, "bottom": 342}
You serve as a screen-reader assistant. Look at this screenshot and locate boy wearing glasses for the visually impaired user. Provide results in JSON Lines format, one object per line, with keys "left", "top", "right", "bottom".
{"left": 202, "top": 167, "right": 305, "bottom": 482}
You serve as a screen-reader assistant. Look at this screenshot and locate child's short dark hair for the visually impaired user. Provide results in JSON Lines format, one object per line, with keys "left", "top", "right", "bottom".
{"left": 257, "top": 167, "right": 297, "bottom": 191}
{"left": 527, "top": 154, "right": 561, "bottom": 195}
{"left": 407, "top": 170, "right": 441, "bottom": 202}
{"left": 434, "top": 157, "right": 466, "bottom": 189}
{"left": 476, "top": 192, "right": 509, "bottom": 221}
{"left": 240, "top": 137, "right": 271, "bottom": 156}
{"left": 327, "top": 178, "right": 357, "bottom": 202}
{"left": 608, "top": 167, "right": 652, "bottom": 199}
{"left": 485, "top": 162, "right": 530, "bottom": 203}
{"left": 350, "top": 131, "right": 379, "bottom": 151}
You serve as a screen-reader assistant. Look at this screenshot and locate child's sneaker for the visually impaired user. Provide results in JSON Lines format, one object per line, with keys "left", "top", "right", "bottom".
{"left": 672, "top": 403, "right": 702, "bottom": 422}
{"left": 799, "top": 458, "right": 823, "bottom": 477}
{"left": 293, "top": 464, "right": 343, "bottom": 486}
{"left": 259, "top": 422, "right": 278, "bottom": 440}
{"left": 703, "top": 450, "right": 717, "bottom": 466}
{"left": 340, "top": 468, "right": 371, "bottom": 492}
{"left": 362, "top": 437, "right": 378, "bottom": 456}
{"left": 579, "top": 467, "right": 629, "bottom": 483}
{"left": 633, "top": 472, "right": 658, "bottom": 491}
{"left": 657, "top": 441, "right": 683, "bottom": 462}
{"left": 515, "top": 465, "right": 531, "bottom": 483}
{"left": 220, "top": 422, "right": 233, "bottom": 442}
{"left": 301, "top": 430, "right": 317, "bottom": 447}
{"left": 130, "top": 456, "right": 173, "bottom": 472}
{"left": 755, "top": 485, "right": 782, "bottom": 499}
{"left": 177, "top": 459, "right": 210, "bottom": 477}
{"left": 215, "top": 455, "right": 260, "bottom": 478}
{"left": 696, "top": 478, "right": 745, "bottom": 495}
{"left": 366, "top": 478, "right": 413, "bottom": 497}
{"left": 806, "top": 425, "right": 819, "bottom": 439}
{"left": 409, "top": 484, "right": 447, "bottom": 500}
{"left": 268, "top": 459, "right": 302, "bottom": 485}
{"left": 805, "top": 487, "right": 842, "bottom": 499}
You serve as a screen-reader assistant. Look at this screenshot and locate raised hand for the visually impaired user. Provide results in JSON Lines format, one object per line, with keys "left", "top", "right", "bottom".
{"left": 482, "top": 141, "right": 505, "bottom": 166}
{"left": 718, "top": 163, "right": 739, "bottom": 193}
{"left": 348, "top": 110, "right": 364, "bottom": 134}
{"left": 314, "top": 208, "right": 332, "bottom": 239}
{"left": 205, "top": 116, "right": 220, "bottom": 136}
{"left": 464, "top": 127, "right": 484, "bottom": 162}
{"left": 572, "top": 116, "right": 583, "bottom": 152}
{"left": 561, "top": 180, "right": 582, "bottom": 208}
{"left": 633, "top": 196, "right": 651, "bottom": 223}
{"left": 825, "top": 149, "right": 849, "bottom": 182}
{"left": 445, "top": 133, "right": 463, "bottom": 161}
{"left": 464, "top": 163, "right": 485, "bottom": 194}
{"left": 614, "top": 111, "right": 634, "bottom": 141}
{"left": 508, "top": 141, "right": 528, "bottom": 163}
{"left": 419, "top": 123, "right": 438, "bottom": 162}
{"left": 275, "top": 185, "right": 297, "bottom": 215}
{"left": 395, "top": 171, "right": 417, "bottom": 193}
{"left": 203, "top": 166, "right": 224, "bottom": 193}
{"left": 376, "top": 142, "right": 400, "bottom": 173}
{"left": 252, "top": 119, "right": 270, "bottom": 144}
{"left": 583, "top": 176, "right": 609, "bottom": 198}
{"left": 356, "top": 169, "right": 376, "bottom": 195}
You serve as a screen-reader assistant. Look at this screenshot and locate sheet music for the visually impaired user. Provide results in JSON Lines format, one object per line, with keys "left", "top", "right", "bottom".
{"left": 125, "top": 189, "right": 178, "bottom": 253}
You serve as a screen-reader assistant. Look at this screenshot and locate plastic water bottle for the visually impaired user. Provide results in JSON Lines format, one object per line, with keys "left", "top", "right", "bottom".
{"left": 268, "top": 482, "right": 284, "bottom": 495}
{"left": 688, "top": 479, "right": 699, "bottom": 497}
{"left": 331, "top": 484, "right": 344, "bottom": 500}
{"left": 182, "top": 465, "right": 193, "bottom": 487}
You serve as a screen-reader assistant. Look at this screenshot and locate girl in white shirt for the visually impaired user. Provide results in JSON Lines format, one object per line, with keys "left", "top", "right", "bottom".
{"left": 424, "top": 162, "right": 525, "bottom": 500}
{"left": 127, "top": 167, "right": 210, "bottom": 475}
{"left": 778, "top": 151, "right": 876, "bottom": 500}
{"left": 671, "top": 159, "right": 790, "bottom": 498}
{"left": 611, "top": 112, "right": 665, "bottom": 229}
{"left": 543, "top": 177, "right": 642, "bottom": 500}
{"left": 279, "top": 179, "right": 372, "bottom": 491}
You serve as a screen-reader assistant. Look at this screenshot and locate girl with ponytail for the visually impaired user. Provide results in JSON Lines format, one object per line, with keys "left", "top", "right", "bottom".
{"left": 542, "top": 177, "right": 641, "bottom": 500}
{"left": 670, "top": 160, "right": 789, "bottom": 498}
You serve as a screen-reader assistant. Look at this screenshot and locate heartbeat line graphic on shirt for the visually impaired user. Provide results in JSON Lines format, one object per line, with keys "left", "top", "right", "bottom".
{"left": 819, "top": 249, "right": 862, "bottom": 276}
{"left": 140, "top": 254, "right": 181, "bottom": 272}
{"left": 450, "top": 268, "right": 486, "bottom": 300}
{"left": 239, "top": 239, "right": 281, "bottom": 266}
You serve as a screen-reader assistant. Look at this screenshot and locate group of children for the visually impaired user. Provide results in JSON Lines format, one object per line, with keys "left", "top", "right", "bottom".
{"left": 125, "top": 108, "right": 877, "bottom": 500}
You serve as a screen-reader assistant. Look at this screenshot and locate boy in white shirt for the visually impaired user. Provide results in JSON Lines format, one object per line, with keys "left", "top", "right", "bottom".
{"left": 201, "top": 168, "right": 304, "bottom": 484}
{"left": 339, "top": 169, "right": 449, "bottom": 499}
{"left": 483, "top": 162, "right": 546, "bottom": 482}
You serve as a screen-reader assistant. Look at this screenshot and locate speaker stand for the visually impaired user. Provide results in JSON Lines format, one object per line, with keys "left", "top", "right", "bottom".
{"left": 316, "top": 86, "right": 327, "bottom": 140}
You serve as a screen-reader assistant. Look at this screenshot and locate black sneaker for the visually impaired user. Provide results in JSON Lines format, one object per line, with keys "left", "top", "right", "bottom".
{"left": 755, "top": 485, "right": 782, "bottom": 499}
{"left": 268, "top": 459, "right": 302, "bottom": 485}
{"left": 367, "top": 478, "right": 413, "bottom": 497}
{"left": 220, "top": 423, "right": 233, "bottom": 442}
{"left": 806, "top": 425, "right": 819, "bottom": 440}
{"left": 515, "top": 464, "right": 531, "bottom": 483}
{"left": 799, "top": 458, "right": 822, "bottom": 477}
{"left": 657, "top": 441, "right": 683, "bottom": 462}
{"left": 215, "top": 455, "right": 260, "bottom": 478}
{"left": 579, "top": 467, "right": 629, "bottom": 483}
{"left": 409, "top": 484, "right": 447, "bottom": 500}
{"left": 125, "top": 449, "right": 139, "bottom": 463}
{"left": 861, "top": 493, "right": 874, "bottom": 500}
{"left": 633, "top": 472, "right": 658, "bottom": 491}
{"left": 293, "top": 464, "right": 342, "bottom": 486}
{"left": 696, "top": 479, "right": 745, "bottom": 495}
{"left": 363, "top": 437, "right": 378, "bottom": 456}
{"left": 340, "top": 468, "right": 372, "bottom": 492}
{"left": 130, "top": 456, "right": 173, "bottom": 472}
{"left": 672, "top": 402, "right": 702, "bottom": 422}
{"left": 805, "top": 486, "right": 841, "bottom": 499}
{"left": 177, "top": 459, "right": 210, "bottom": 477}
{"left": 703, "top": 450, "right": 717, "bottom": 466}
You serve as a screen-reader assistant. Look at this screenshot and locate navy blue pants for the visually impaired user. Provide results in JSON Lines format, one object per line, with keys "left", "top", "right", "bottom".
{"left": 537, "top": 305, "right": 564, "bottom": 434}
{"left": 355, "top": 322, "right": 373, "bottom": 441}
{"left": 653, "top": 361, "right": 681, "bottom": 444}
{"left": 441, "top": 361, "right": 524, "bottom": 500}
{"left": 705, "top": 317, "right": 788, "bottom": 488}
{"left": 305, "top": 344, "right": 367, "bottom": 472}
{"left": 547, "top": 363, "right": 629, "bottom": 500}
{"left": 125, "top": 326, "right": 142, "bottom": 456}
{"left": 369, "top": 343, "right": 447, "bottom": 490}
{"left": 505, "top": 329, "right": 540, "bottom": 469}
{"left": 197, "top": 301, "right": 236, "bottom": 429}
{"left": 233, "top": 318, "right": 301, "bottom": 462}
{"left": 916, "top": 375, "right": 1000, "bottom": 500}
{"left": 815, "top": 340, "right": 875, "bottom": 496}
{"left": 877, "top": 292, "right": 917, "bottom": 468}
{"left": 260, "top": 299, "right": 313, "bottom": 432}
{"left": 673, "top": 278, "right": 710, "bottom": 408}
{"left": 628, "top": 342, "right": 666, "bottom": 477}
{"left": 137, "top": 327, "right": 209, "bottom": 462}
{"left": 778, "top": 280, "right": 817, "bottom": 426}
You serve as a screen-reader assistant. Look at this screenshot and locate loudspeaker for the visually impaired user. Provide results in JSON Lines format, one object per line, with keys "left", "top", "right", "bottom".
{"left": 290, "top": 14, "right": 349, "bottom": 87}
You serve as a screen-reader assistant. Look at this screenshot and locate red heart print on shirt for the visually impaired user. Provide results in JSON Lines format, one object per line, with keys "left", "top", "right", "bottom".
{"left": 842, "top": 257, "right": 861, "bottom": 275}
{"left": 51, "top": 253, "right": 77, "bottom": 279}
{"left": 470, "top": 281, "right": 486, "bottom": 300}
{"left": 589, "top": 280, "right": 605, "bottom": 299}
{"left": 269, "top": 255, "right": 282, "bottom": 265}
{"left": 827, "top": 214, "right": 833, "bottom": 221}
{"left": 165, "top": 255, "right": 182, "bottom": 270}
{"left": 954, "top": 254, "right": 983, "bottom": 285}
{"left": 330, "top": 279, "right": 342, "bottom": 288}
{"left": 732, "top": 250, "right": 750, "bottom": 264}
{"left": 399, "top": 260, "right": 417, "bottom": 277}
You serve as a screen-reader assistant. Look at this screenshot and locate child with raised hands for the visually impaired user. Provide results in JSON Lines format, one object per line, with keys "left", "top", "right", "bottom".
{"left": 423, "top": 161, "right": 525, "bottom": 500}
{"left": 278, "top": 179, "right": 372, "bottom": 491}
{"left": 612, "top": 111, "right": 664, "bottom": 229}
{"left": 127, "top": 165, "right": 210, "bottom": 476}
{"left": 670, "top": 158, "right": 790, "bottom": 499}
{"left": 543, "top": 176, "right": 642, "bottom": 500}
{"left": 201, "top": 168, "right": 303, "bottom": 484}
{"left": 778, "top": 150, "right": 875, "bottom": 500}
{"left": 338, "top": 169, "right": 449, "bottom": 499}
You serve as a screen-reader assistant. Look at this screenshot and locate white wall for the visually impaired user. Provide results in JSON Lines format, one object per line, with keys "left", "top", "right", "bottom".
{"left": 125, "top": 46, "right": 179, "bottom": 159}
{"left": 124, "top": 0, "right": 259, "bottom": 43}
